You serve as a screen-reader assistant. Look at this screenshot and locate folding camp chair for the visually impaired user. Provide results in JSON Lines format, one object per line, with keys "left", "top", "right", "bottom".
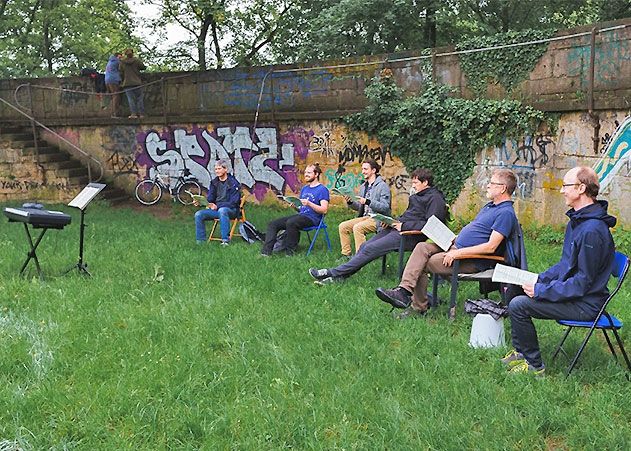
{"left": 429, "top": 221, "right": 526, "bottom": 320}
{"left": 551, "top": 251, "right": 630, "bottom": 377}
{"left": 304, "top": 216, "right": 332, "bottom": 256}
{"left": 208, "top": 197, "right": 247, "bottom": 242}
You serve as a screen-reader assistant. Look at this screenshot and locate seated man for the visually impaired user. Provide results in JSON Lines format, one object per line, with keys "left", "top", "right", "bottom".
{"left": 261, "top": 163, "right": 329, "bottom": 256}
{"left": 194, "top": 159, "right": 241, "bottom": 245}
{"left": 309, "top": 168, "right": 447, "bottom": 284}
{"left": 376, "top": 168, "right": 517, "bottom": 319}
{"left": 338, "top": 158, "right": 391, "bottom": 259}
{"left": 503, "top": 167, "right": 616, "bottom": 376}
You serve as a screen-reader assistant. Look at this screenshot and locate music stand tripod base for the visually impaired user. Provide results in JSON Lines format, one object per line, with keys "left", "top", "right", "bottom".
{"left": 66, "top": 183, "right": 106, "bottom": 276}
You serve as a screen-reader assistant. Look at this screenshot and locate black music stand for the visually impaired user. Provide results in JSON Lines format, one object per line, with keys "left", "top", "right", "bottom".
{"left": 65, "top": 183, "right": 106, "bottom": 276}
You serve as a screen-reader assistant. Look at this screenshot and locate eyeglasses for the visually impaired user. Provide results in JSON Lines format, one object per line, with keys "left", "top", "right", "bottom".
{"left": 562, "top": 183, "right": 582, "bottom": 188}
{"left": 488, "top": 181, "right": 505, "bottom": 186}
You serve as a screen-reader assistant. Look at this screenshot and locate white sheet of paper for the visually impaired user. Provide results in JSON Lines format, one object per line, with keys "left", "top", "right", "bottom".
{"left": 492, "top": 264, "right": 539, "bottom": 286}
{"left": 421, "top": 215, "right": 456, "bottom": 251}
{"left": 68, "top": 183, "right": 106, "bottom": 210}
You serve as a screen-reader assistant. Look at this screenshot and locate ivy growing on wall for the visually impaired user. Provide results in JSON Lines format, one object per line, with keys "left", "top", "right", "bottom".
{"left": 457, "top": 29, "right": 556, "bottom": 96}
{"left": 345, "top": 77, "right": 545, "bottom": 203}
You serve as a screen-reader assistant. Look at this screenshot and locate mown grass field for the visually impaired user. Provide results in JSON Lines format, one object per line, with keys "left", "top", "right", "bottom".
{"left": 1, "top": 200, "right": 630, "bottom": 449}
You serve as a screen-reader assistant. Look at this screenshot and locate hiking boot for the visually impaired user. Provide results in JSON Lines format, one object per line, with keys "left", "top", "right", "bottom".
{"left": 501, "top": 349, "right": 525, "bottom": 367}
{"left": 314, "top": 276, "right": 344, "bottom": 285}
{"left": 393, "top": 306, "right": 427, "bottom": 320}
{"left": 508, "top": 360, "right": 545, "bottom": 377}
{"left": 375, "top": 287, "right": 412, "bottom": 309}
{"left": 309, "top": 268, "right": 330, "bottom": 280}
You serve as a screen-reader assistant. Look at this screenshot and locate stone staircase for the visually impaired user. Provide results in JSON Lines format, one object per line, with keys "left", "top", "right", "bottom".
{"left": 0, "top": 125, "right": 129, "bottom": 203}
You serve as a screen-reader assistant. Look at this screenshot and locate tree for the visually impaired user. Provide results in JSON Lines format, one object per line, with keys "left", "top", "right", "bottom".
{"left": 0, "top": 0, "right": 139, "bottom": 77}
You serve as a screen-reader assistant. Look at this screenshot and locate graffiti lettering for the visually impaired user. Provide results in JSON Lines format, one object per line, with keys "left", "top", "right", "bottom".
{"left": 387, "top": 174, "right": 411, "bottom": 195}
{"left": 594, "top": 116, "right": 631, "bottom": 191}
{"left": 310, "top": 132, "right": 336, "bottom": 157}
{"left": 60, "top": 82, "right": 89, "bottom": 106}
{"left": 512, "top": 134, "right": 553, "bottom": 168}
{"left": 0, "top": 180, "right": 71, "bottom": 191}
{"left": 338, "top": 143, "right": 390, "bottom": 166}
{"left": 136, "top": 126, "right": 302, "bottom": 200}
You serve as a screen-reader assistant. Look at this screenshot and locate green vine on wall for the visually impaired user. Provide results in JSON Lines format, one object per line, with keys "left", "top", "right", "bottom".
{"left": 457, "top": 29, "right": 556, "bottom": 96}
{"left": 344, "top": 77, "right": 545, "bottom": 203}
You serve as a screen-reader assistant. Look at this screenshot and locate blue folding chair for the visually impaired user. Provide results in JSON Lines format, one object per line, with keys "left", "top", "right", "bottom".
{"left": 551, "top": 251, "right": 630, "bottom": 377}
{"left": 304, "top": 216, "right": 332, "bottom": 256}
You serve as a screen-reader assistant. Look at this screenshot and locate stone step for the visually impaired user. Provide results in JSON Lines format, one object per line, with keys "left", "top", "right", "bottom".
{"left": 1, "top": 132, "right": 34, "bottom": 141}
{"left": 100, "top": 186, "right": 130, "bottom": 204}
{"left": 68, "top": 175, "right": 90, "bottom": 186}
{"left": 23, "top": 146, "right": 60, "bottom": 155}
{"left": 45, "top": 159, "right": 81, "bottom": 170}
{"left": 56, "top": 167, "right": 89, "bottom": 178}
{"left": 37, "top": 153, "right": 69, "bottom": 163}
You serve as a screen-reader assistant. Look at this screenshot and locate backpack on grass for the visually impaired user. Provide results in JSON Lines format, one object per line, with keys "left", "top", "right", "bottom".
{"left": 239, "top": 221, "right": 265, "bottom": 244}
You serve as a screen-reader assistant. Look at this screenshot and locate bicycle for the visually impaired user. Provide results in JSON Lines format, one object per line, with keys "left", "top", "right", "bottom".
{"left": 135, "top": 160, "right": 202, "bottom": 205}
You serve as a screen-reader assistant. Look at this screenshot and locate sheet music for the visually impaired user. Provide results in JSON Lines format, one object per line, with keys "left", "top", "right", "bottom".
{"left": 68, "top": 183, "right": 106, "bottom": 210}
{"left": 421, "top": 215, "right": 456, "bottom": 251}
{"left": 492, "top": 264, "right": 539, "bottom": 286}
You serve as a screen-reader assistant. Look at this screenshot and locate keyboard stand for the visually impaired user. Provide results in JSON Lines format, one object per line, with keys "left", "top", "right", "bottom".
{"left": 19, "top": 223, "right": 49, "bottom": 279}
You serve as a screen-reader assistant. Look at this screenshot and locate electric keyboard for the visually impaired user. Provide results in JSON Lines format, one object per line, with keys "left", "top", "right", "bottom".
{"left": 4, "top": 207, "right": 72, "bottom": 229}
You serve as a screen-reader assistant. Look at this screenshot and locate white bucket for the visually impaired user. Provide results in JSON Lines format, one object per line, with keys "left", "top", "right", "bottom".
{"left": 469, "top": 314, "right": 505, "bottom": 348}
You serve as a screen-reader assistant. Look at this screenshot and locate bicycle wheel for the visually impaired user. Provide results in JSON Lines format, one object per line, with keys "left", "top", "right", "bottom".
{"left": 177, "top": 181, "right": 201, "bottom": 205}
{"left": 135, "top": 179, "right": 162, "bottom": 205}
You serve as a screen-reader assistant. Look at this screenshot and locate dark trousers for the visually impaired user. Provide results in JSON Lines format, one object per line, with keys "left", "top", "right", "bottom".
{"left": 330, "top": 228, "right": 423, "bottom": 278}
{"left": 262, "top": 214, "right": 314, "bottom": 254}
{"left": 508, "top": 295, "right": 593, "bottom": 368}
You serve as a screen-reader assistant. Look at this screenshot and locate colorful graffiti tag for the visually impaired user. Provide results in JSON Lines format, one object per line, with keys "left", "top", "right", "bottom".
{"left": 594, "top": 115, "right": 631, "bottom": 191}
{"left": 135, "top": 126, "right": 308, "bottom": 200}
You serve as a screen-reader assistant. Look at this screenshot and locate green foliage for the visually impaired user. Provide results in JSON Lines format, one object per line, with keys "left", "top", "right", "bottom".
{"left": 456, "top": 29, "right": 556, "bottom": 96}
{"left": 0, "top": 202, "right": 630, "bottom": 448}
{"left": 345, "top": 78, "right": 545, "bottom": 203}
{"left": 0, "top": 0, "right": 140, "bottom": 77}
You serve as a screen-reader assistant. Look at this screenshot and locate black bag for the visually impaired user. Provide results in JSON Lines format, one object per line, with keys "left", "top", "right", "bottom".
{"left": 239, "top": 221, "right": 265, "bottom": 244}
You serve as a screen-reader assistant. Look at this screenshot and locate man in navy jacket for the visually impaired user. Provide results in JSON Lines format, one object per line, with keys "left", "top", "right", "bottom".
{"left": 503, "top": 166, "right": 616, "bottom": 375}
{"left": 194, "top": 159, "right": 241, "bottom": 245}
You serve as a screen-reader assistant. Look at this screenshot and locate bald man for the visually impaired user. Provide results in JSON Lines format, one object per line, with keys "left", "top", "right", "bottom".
{"left": 503, "top": 167, "right": 616, "bottom": 376}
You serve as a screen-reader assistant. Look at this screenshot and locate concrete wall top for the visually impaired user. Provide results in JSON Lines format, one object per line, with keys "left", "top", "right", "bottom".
{"left": 1, "top": 19, "right": 629, "bottom": 126}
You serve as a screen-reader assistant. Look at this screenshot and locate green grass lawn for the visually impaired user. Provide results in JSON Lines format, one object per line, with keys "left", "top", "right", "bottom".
{"left": 1, "top": 201, "right": 630, "bottom": 449}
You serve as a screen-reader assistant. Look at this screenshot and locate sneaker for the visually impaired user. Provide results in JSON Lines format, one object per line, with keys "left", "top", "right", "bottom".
{"left": 501, "top": 349, "right": 525, "bottom": 367}
{"left": 314, "top": 276, "right": 344, "bottom": 285}
{"left": 508, "top": 360, "right": 545, "bottom": 377}
{"left": 309, "top": 268, "right": 330, "bottom": 280}
{"left": 260, "top": 252, "right": 271, "bottom": 257}
{"left": 196, "top": 240, "right": 205, "bottom": 245}
{"left": 220, "top": 240, "right": 230, "bottom": 246}
{"left": 375, "top": 287, "right": 412, "bottom": 309}
{"left": 128, "top": 114, "right": 138, "bottom": 119}
{"left": 393, "top": 306, "right": 427, "bottom": 320}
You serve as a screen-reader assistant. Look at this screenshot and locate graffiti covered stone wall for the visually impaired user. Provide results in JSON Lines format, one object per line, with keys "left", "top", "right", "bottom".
{"left": 4, "top": 112, "right": 629, "bottom": 225}
{"left": 46, "top": 120, "right": 411, "bottom": 212}
{"left": 453, "top": 111, "right": 631, "bottom": 226}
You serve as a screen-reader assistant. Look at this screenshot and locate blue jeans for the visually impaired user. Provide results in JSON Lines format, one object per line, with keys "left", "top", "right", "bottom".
{"left": 124, "top": 86, "right": 144, "bottom": 115}
{"left": 508, "top": 295, "right": 593, "bottom": 368}
{"left": 195, "top": 207, "right": 238, "bottom": 241}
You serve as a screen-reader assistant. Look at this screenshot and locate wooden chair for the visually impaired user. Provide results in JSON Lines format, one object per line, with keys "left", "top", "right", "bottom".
{"left": 208, "top": 197, "right": 247, "bottom": 242}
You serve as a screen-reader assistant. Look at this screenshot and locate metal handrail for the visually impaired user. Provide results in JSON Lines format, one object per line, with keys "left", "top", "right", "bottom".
{"left": 0, "top": 95, "right": 103, "bottom": 182}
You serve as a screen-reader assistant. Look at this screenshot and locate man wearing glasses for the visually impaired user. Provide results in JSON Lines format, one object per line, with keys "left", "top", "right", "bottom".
{"left": 375, "top": 168, "right": 518, "bottom": 319}
{"left": 502, "top": 166, "right": 616, "bottom": 376}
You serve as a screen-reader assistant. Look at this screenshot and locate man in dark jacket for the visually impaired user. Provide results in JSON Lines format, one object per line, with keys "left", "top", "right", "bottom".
{"left": 376, "top": 168, "right": 518, "bottom": 319}
{"left": 194, "top": 159, "right": 241, "bottom": 245}
{"left": 120, "top": 48, "right": 147, "bottom": 119}
{"left": 502, "top": 166, "right": 616, "bottom": 376}
{"left": 309, "top": 168, "right": 447, "bottom": 284}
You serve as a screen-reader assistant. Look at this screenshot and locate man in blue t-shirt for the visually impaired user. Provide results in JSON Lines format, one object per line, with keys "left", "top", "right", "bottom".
{"left": 376, "top": 168, "right": 518, "bottom": 319}
{"left": 261, "top": 164, "right": 330, "bottom": 256}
